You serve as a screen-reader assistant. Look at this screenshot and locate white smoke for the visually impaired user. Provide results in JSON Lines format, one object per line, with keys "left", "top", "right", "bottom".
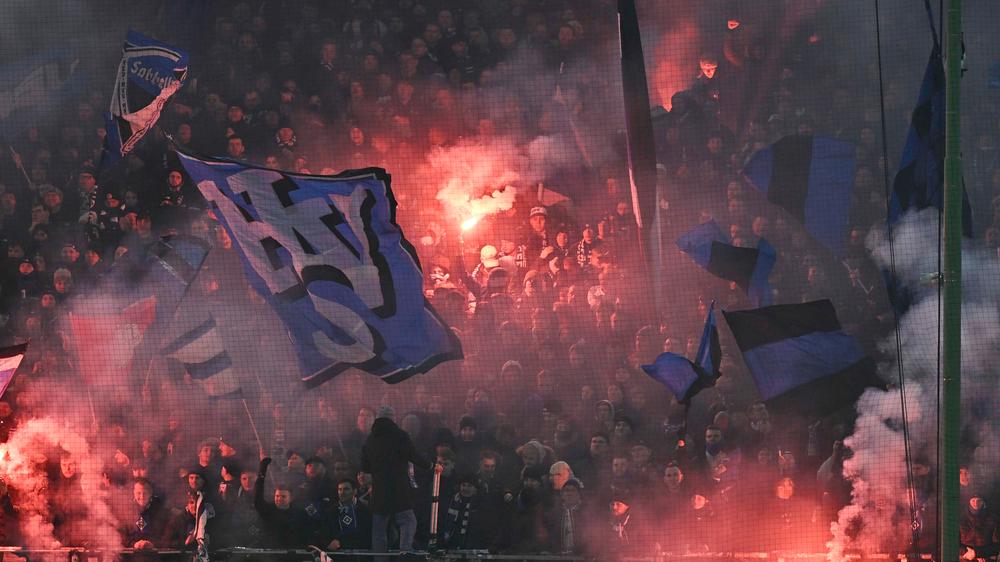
{"left": 828, "top": 209, "right": 1000, "bottom": 559}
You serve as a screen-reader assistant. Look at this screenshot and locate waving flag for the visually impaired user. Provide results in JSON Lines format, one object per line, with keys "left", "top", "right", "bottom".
{"left": 889, "top": 47, "right": 972, "bottom": 234}
{"left": 742, "top": 135, "right": 856, "bottom": 256}
{"left": 642, "top": 302, "right": 720, "bottom": 404}
{"left": 677, "top": 220, "right": 775, "bottom": 306}
{"left": 0, "top": 342, "right": 28, "bottom": 401}
{"left": 69, "top": 297, "right": 157, "bottom": 384}
{"left": 175, "top": 149, "right": 463, "bottom": 386}
{"left": 884, "top": 48, "right": 973, "bottom": 314}
{"left": 104, "top": 30, "right": 189, "bottom": 166}
{"left": 722, "top": 300, "right": 885, "bottom": 415}
{"left": 163, "top": 317, "right": 239, "bottom": 398}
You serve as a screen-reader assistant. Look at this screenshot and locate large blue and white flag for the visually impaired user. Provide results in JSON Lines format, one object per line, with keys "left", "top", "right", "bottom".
{"left": 175, "top": 150, "right": 463, "bottom": 386}
{"left": 104, "top": 30, "right": 189, "bottom": 166}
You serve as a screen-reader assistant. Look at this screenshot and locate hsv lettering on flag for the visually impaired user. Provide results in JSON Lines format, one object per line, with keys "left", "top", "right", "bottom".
{"left": 742, "top": 135, "right": 856, "bottom": 256}
{"left": 722, "top": 299, "right": 886, "bottom": 415}
{"left": 69, "top": 297, "right": 156, "bottom": 383}
{"left": 175, "top": 147, "right": 462, "bottom": 386}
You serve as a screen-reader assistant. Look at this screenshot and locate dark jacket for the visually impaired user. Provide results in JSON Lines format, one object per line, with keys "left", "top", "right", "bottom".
{"left": 361, "top": 417, "right": 431, "bottom": 515}
{"left": 254, "top": 458, "right": 307, "bottom": 547}
{"left": 327, "top": 499, "right": 373, "bottom": 550}
{"left": 441, "top": 491, "right": 499, "bottom": 549}
{"left": 123, "top": 496, "right": 170, "bottom": 547}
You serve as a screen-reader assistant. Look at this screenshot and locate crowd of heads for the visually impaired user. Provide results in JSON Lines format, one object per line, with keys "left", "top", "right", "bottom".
{"left": 0, "top": 0, "right": 996, "bottom": 556}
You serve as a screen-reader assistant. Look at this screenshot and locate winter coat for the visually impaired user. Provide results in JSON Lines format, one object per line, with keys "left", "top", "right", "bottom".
{"left": 361, "top": 417, "right": 431, "bottom": 515}
{"left": 442, "top": 492, "right": 499, "bottom": 549}
{"left": 327, "top": 499, "right": 373, "bottom": 550}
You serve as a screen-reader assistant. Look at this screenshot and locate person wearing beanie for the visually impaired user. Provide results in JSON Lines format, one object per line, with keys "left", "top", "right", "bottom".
{"left": 602, "top": 488, "right": 642, "bottom": 560}
{"left": 441, "top": 472, "right": 498, "bottom": 549}
{"left": 546, "top": 476, "right": 597, "bottom": 556}
{"left": 454, "top": 415, "right": 481, "bottom": 475}
{"left": 960, "top": 495, "right": 1000, "bottom": 559}
{"left": 361, "top": 406, "right": 438, "bottom": 557}
{"left": 494, "top": 463, "right": 549, "bottom": 553}
{"left": 298, "top": 456, "right": 336, "bottom": 545}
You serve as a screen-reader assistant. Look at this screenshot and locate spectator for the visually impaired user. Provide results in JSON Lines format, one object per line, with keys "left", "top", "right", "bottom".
{"left": 361, "top": 405, "right": 436, "bottom": 557}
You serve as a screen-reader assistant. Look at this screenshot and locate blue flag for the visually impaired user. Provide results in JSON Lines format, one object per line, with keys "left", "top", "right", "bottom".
{"left": 642, "top": 302, "right": 720, "bottom": 403}
{"left": 742, "top": 135, "right": 856, "bottom": 256}
{"left": 677, "top": 220, "right": 775, "bottom": 306}
{"left": 162, "top": 316, "right": 240, "bottom": 398}
{"left": 175, "top": 149, "right": 463, "bottom": 386}
{"left": 0, "top": 50, "right": 86, "bottom": 141}
{"left": 722, "top": 300, "right": 885, "bottom": 415}
{"left": 103, "top": 30, "right": 189, "bottom": 167}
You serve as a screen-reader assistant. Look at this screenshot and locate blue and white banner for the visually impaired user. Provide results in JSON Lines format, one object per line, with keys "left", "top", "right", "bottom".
{"left": 163, "top": 317, "right": 240, "bottom": 397}
{"left": 175, "top": 150, "right": 463, "bottom": 386}
{"left": 104, "top": 30, "right": 189, "bottom": 165}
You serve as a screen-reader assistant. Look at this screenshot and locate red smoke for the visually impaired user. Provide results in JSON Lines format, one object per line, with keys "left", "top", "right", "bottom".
{"left": 647, "top": 17, "right": 701, "bottom": 111}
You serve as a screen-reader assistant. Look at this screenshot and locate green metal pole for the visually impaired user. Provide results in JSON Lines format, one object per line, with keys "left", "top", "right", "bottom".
{"left": 939, "top": 0, "right": 962, "bottom": 560}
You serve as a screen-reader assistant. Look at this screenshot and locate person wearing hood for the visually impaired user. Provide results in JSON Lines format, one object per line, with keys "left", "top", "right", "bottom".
{"left": 361, "top": 405, "right": 439, "bottom": 558}
{"left": 961, "top": 495, "right": 999, "bottom": 560}
{"left": 593, "top": 399, "right": 616, "bottom": 435}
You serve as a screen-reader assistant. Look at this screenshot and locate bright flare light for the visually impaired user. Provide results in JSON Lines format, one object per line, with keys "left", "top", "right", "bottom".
{"left": 461, "top": 216, "right": 482, "bottom": 231}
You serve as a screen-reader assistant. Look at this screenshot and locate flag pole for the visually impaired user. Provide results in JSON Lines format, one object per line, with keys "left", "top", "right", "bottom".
{"left": 241, "top": 397, "right": 264, "bottom": 454}
{"left": 617, "top": 0, "right": 662, "bottom": 321}
{"left": 938, "top": 0, "right": 962, "bottom": 560}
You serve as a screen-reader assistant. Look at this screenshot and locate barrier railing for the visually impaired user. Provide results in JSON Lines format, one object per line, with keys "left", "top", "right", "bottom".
{"left": 0, "top": 548, "right": 941, "bottom": 562}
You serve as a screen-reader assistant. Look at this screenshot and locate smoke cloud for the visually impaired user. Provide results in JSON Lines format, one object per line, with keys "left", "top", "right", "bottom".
{"left": 828, "top": 209, "right": 1000, "bottom": 559}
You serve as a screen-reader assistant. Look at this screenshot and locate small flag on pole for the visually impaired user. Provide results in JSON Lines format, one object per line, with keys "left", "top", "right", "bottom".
{"left": 642, "top": 302, "right": 720, "bottom": 404}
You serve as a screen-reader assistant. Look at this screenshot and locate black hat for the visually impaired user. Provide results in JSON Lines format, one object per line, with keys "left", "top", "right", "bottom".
{"left": 609, "top": 488, "right": 631, "bottom": 505}
{"left": 456, "top": 472, "right": 478, "bottom": 487}
{"left": 305, "top": 456, "right": 325, "bottom": 466}
{"left": 459, "top": 415, "right": 477, "bottom": 430}
{"left": 522, "top": 465, "right": 545, "bottom": 482}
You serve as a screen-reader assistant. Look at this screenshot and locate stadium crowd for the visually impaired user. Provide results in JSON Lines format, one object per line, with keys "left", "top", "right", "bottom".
{"left": 0, "top": 0, "right": 997, "bottom": 558}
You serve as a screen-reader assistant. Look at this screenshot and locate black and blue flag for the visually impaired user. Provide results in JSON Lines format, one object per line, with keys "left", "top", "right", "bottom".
{"left": 742, "top": 135, "right": 856, "bottom": 256}
{"left": 676, "top": 220, "right": 775, "bottom": 307}
{"left": 642, "top": 301, "right": 721, "bottom": 404}
{"left": 889, "top": 47, "right": 972, "bottom": 235}
{"left": 722, "top": 300, "right": 885, "bottom": 415}
{"left": 175, "top": 148, "right": 463, "bottom": 387}
{"left": 104, "top": 30, "right": 189, "bottom": 167}
{"left": 884, "top": 48, "right": 972, "bottom": 314}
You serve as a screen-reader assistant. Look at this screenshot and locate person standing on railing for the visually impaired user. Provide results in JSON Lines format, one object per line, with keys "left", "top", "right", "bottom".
{"left": 361, "top": 405, "right": 439, "bottom": 559}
